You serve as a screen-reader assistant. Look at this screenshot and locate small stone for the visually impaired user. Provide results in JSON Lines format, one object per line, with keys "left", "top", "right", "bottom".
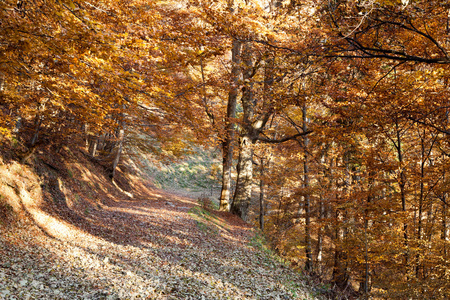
{"left": 19, "top": 279, "right": 28, "bottom": 286}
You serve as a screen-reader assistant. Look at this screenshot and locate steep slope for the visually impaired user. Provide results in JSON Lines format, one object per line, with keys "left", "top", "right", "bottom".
{"left": 0, "top": 146, "right": 326, "bottom": 299}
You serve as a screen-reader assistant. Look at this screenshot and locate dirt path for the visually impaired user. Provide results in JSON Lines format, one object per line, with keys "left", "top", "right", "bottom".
{"left": 0, "top": 182, "right": 323, "bottom": 300}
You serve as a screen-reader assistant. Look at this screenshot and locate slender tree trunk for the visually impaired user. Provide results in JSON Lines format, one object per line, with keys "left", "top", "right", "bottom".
{"left": 97, "top": 134, "right": 106, "bottom": 152}
{"left": 0, "top": 73, "right": 4, "bottom": 92}
{"left": 111, "top": 126, "right": 125, "bottom": 180}
{"left": 220, "top": 39, "right": 241, "bottom": 211}
{"left": 361, "top": 168, "right": 374, "bottom": 296}
{"left": 14, "top": 116, "right": 22, "bottom": 134}
{"left": 416, "top": 132, "right": 425, "bottom": 279}
{"left": 30, "top": 117, "right": 41, "bottom": 146}
{"left": 110, "top": 105, "right": 126, "bottom": 180}
{"left": 333, "top": 156, "right": 351, "bottom": 288}
{"left": 302, "top": 105, "right": 313, "bottom": 272}
{"left": 395, "top": 120, "right": 409, "bottom": 268}
{"left": 317, "top": 153, "right": 332, "bottom": 275}
{"left": 442, "top": 194, "right": 449, "bottom": 258}
{"left": 259, "top": 158, "right": 265, "bottom": 231}
{"left": 83, "top": 124, "right": 89, "bottom": 149}
{"left": 89, "top": 135, "right": 98, "bottom": 157}
{"left": 333, "top": 210, "right": 349, "bottom": 289}
{"left": 220, "top": 140, "right": 234, "bottom": 210}
{"left": 363, "top": 215, "right": 369, "bottom": 296}
{"left": 316, "top": 195, "right": 324, "bottom": 274}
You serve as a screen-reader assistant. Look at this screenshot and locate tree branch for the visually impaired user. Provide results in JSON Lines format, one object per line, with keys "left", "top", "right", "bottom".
{"left": 257, "top": 130, "right": 312, "bottom": 144}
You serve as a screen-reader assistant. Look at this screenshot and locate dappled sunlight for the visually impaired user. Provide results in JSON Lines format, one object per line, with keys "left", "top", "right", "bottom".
{"left": 0, "top": 147, "right": 318, "bottom": 299}
{"left": 2, "top": 184, "right": 306, "bottom": 298}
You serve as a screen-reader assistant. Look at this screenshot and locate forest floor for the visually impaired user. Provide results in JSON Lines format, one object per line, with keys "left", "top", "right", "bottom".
{"left": 0, "top": 146, "right": 326, "bottom": 300}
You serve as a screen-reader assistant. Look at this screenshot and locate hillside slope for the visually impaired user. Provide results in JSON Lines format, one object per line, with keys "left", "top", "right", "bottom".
{"left": 0, "top": 147, "right": 326, "bottom": 300}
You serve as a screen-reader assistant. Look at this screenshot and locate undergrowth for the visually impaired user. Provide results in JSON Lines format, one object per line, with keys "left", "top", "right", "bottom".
{"left": 250, "top": 231, "right": 292, "bottom": 268}
{"left": 189, "top": 196, "right": 224, "bottom": 235}
{"left": 138, "top": 146, "right": 221, "bottom": 192}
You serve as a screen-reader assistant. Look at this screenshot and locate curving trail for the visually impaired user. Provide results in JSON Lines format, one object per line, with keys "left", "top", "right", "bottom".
{"left": 0, "top": 162, "right": 322, "bottom": 299}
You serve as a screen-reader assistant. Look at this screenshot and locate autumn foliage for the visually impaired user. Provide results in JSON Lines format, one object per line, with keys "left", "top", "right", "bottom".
{"left": 2, "top": 0, "right": 450, "bottom": 298}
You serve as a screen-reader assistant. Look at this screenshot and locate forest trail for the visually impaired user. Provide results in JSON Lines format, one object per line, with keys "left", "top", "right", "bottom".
{"left": 0, "top": 172, "right": 323, "bottom": 300}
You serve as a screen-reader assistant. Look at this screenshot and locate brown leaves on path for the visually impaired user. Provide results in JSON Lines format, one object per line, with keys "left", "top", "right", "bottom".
{"left": 0, "top": 153, "right": 323, "bottom": 299}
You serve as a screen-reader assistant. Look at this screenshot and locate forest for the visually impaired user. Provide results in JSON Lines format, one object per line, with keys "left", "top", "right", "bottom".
{"left": 2, "top": 0, "right": 450, "bottom": 298}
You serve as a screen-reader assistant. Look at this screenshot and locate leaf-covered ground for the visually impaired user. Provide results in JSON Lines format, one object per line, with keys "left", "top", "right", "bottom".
{"left": 0, "top": 151, "right": 325, "bottom": 300}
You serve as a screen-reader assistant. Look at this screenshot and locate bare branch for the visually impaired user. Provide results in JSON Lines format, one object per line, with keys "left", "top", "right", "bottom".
{"left": 257, "top": 130, "right": 312, "bottom": 144}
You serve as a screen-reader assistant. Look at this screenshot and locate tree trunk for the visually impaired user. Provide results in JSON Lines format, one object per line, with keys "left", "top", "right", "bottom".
{"left": 0, "top": 73, "right": 4, "bottom": 92}
{"left": 220, "top": 140, "right": 234, "bottom": 211}
{"left": 30, "top": 117, "right": 41, "bottom": 146}
{"left": 110, "top": 105, "right": 126, "bottom": 180}
{"left": 228, "top": 38, "right": 276, "bottom": 221}
{"left": 316, "top": 195, "right": 324, "bottom": 274}
{"left": 83, "top": 124, "right": 89, "bottom": 149}
{"left": 333, "top": 210, "right": 349, "bottom": 289}
{"left": 333, "top": 156, "right": 351, "bottom": 289}
{"left": 219, "top": 39, "right": 241, "bottom": 211}
{"left": 317, "top": 153, "right": 332, "bottom": 275}
{"left": 230, "top": 135, "right": 253, "bottom": 221}
{"left": 259, "top": 158, "right": 266, "bottom": 231}
{"left": 230, "top": 42, "right": 255, "bottom": 221}
{"left": 361, "top": 167, "right": 374, "bottom": 296}
{"left": 442, "top": 194, "right": 449, "bottom": 258}
{"left": 88, "top": 135, "right": 98, "bottom": 157}
{"left": 303, "top": 105, "right": 313, "bottom": 272}
{"left": 13, "top": 116, "right": 22, "bottom": 134}
{"left": 110, "top": 127, "right": 125, "bottom": 180}
{"left": 416, "top": 130, "right": 425, "bottom": 279}
{"left": 395, "top": 120, "right": 409, "bottom": 268}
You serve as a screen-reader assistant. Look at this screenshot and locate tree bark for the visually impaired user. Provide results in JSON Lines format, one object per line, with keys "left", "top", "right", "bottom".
{"left": 220, "top": 39, "right": 241, "bottom": 211}
{"left": 30, "top": 117, "right": 41, "bottom": 146}
{"left": 231, "top": 134, "right": 253, "bottom": 221}
{"left": 395, "top": 120, "right": 409, "bottom": 268}
{"left": 442, "top": 194, "right": 449, "bottom": 259}
{"left": 230, "top": 42, "right": 256, "bottom": 221}
{"left": 110, "top": 105, "right": 126, "bottom": 180}
{"left": 416, "top": 130, "right": 426, "bottom": 279}
{"left": 333, "top": 210, "right": 349, "bottom": 289}
{"left": 88, "top": 136, "right": 98, "bottom": 157}
{"left": 259, "top": 158, "right": 265, "bottom": 231}
{"left": 13, "top": 117, "right": 22, "bottom": 134}
{"left": 333, "top": 156, "right": 350, "bottom": 288}
{"left": 316, "top": 195, "right": 324, "bottom": 274}
{"left": 303, "top": 105, "right": 313, "bottom": 272}
{"left": 110, "top": 126, "right": 125, "bottom": 180}
{"left": 361, "top": 167, "right": 375, "bottom": 296}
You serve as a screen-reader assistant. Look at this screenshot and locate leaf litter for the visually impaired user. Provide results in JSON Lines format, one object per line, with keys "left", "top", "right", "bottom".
{"left": 0, "top": 187, "right": 324, "bottom": 300}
